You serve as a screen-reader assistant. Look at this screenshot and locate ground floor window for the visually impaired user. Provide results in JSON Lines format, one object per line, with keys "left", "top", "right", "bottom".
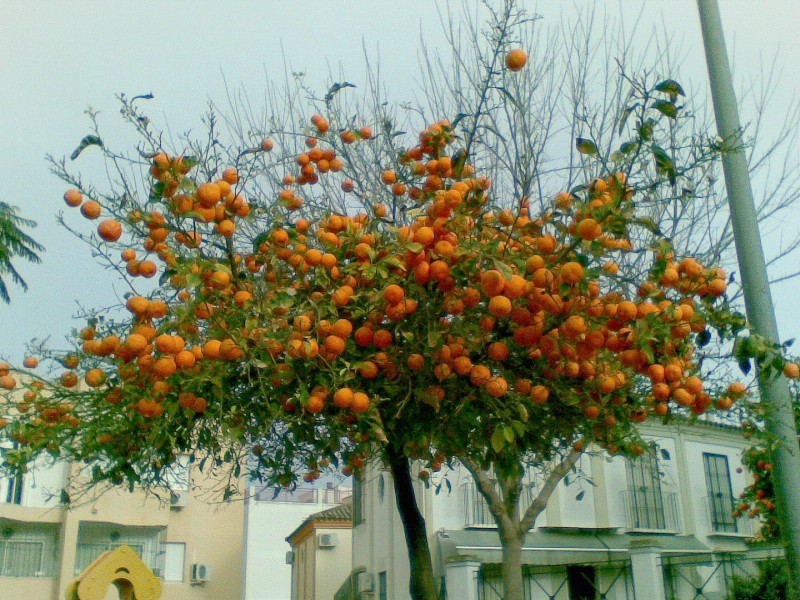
{"left": 0, "top": 521, "right": 59, "bottom": 577}
{"left": 567, "top": 565, "right": 597, "bottom": 600}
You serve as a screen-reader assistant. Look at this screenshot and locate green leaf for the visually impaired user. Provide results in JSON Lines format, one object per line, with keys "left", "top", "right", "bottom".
{"left": 576, "top": 138, "right": 598, "bottom": 156}
{"left": 492, "top": 259, "right": 514, "bottom": 280}
{"left": 652, "top": 100, "right": 678, "bottom": 119}
{"left": 575, "top": 490, "right": 585, "bottom": 501}
{"left": 503, "top": 425, "right": 515, "bottom": 443}
{"left": 70, "top": 135, "right": 104, "bottom": 160}
{"left": 618, "top": 105, "right": 638, "bottom": 135}
{"left": 406, "top": 243, "right": 424, "bottom": 253}
{"left": 697, "top": 329, "right": 711, "bottom": 347}
{"left": 324, "top": 82, "right": 356, "bottom": 104}
{"left": 655, "top": 79, "right": 686, "bottom": 98}
{"left": 652, "top": 146, "right": 677, "bottom": 185}
{"left": 252, "top": 231, "right": 271, "bottom": 253}
{"left": 638, "top": 120, "right": 654, "bottom": 141}
{"left": 491, "top": 428, "right": 506, "bottom": 453}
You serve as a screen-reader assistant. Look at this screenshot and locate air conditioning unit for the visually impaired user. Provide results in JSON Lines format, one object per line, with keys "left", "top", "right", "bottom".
{"left": 170, "top": 490, "right": 189, "bottom": 508}
{"left": 190, "top": 563, "right": 211, "bottom": 583}
{"left": 285, "top": 550, "right": 294, "bottom": 564}
{"left": 356, "top": 571, "right": 374, "bottom": 594}
{"left": 318, "top": 533, "right": 338, "bottom": 548}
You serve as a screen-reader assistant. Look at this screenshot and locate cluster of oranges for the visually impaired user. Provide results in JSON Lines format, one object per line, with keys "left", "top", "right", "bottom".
{"left": 0, "top": 84, "right": 757, "bottom": 482}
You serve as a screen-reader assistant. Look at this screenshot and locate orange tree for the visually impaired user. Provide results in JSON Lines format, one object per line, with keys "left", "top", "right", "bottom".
{"left": 2, "top": 4, "right": 799, "bottom": 599}
{"left": 0, "top": 113, "right": 752, "bottom": 600}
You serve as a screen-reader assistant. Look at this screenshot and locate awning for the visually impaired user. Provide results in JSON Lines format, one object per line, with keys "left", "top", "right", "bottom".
{"left": 437, "top": 528, "right": 712, "bottom": 567}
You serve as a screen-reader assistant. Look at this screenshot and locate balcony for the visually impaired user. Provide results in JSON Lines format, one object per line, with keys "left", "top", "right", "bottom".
{"left": 74, "top": 523, "right": 164, "bottom": 575}
{"left": 620, "top": 489, "right": 681, "bottom": 533}
{"left": 0, "top": 522, "right": 59, "bottom": 578}
{"left": 252, "top": 485, "right": 352, "bottom": 505}
{"left": 705, "top": 495, "right": 753, "bottom": 537}
{"left": 464, "top": 482, "right": 497, "bottom": 528}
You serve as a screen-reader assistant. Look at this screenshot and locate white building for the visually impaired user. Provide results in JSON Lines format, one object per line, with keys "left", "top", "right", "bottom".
{"left": 286, "top": 503, "right": 353, "bottom": 600}
{"left": 243, "top": 479, "right": 352, "bottom": 600}
{"left": 346, "top": 420, "right": 782, "bottom": 600}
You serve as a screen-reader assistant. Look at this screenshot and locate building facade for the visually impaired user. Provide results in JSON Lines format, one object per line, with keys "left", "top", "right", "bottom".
{"left": 346, "top": 421, "right": 782, "bottom": 600}
{"left": 286, "top": 503, "right": 353, "bottom": 600}
{"left": 243, "top": 480, "right": 352, "bottom": 600}
{"left": 0, "top": 454, "right": 245, "bottom": 600}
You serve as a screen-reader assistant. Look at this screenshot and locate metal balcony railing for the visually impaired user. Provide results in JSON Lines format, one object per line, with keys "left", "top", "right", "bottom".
{"left": 463, "top": 481, "right": 535, "bottom": 528}
{"left": 74, "top": 542, "right": 160, "bottom": 575}
{"left": 705, "top": 495, "right": 753, "bottom": 536}
{"left": 253, "top": 485, "right": 352, "bottom": 504}
{"left": 620, "top": 489, "right": 681, "bottom": 532}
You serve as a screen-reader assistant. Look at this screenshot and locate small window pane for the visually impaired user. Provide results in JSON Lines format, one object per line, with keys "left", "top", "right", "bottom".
{"left": 163, "top": 542, "right": 185, "bottom": 582}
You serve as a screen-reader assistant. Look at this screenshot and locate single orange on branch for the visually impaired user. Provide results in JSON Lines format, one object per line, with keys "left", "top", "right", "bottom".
{"left": 505, "top": 48, "right": 528, "bottom": 72}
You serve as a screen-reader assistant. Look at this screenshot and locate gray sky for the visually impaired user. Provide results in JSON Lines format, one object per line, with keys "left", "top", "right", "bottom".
{"left": 1, "top": 0, "right": 799, "bottom": 364}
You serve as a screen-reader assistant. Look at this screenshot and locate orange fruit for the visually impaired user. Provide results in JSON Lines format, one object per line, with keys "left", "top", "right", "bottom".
{"left": 485, "top": 377, "right": 508, "bottom": 397}
{"left": 216, "top": 219, "right": 235, "bottom": 237}
{"left": 222, "top": 168, "right": 239, "bottom": 184}
{"left": 407, "top": 354, "right": 425, "bottom": 370}
{"left": 124, "top": 333, "right": 148, "bottom": 355}
{"left": 0, "top": 376, "right": 16, "bottom": 389}
{"left": 505, "top": 48, "right": 528, "bottom": 72}
{"left": 577, "top": 218, "right": 601, "bottom": 241}
{"left": 354, "top": 327, "right": 374, "bottom": 347}
{"left": 560, "top": 262, "right": 584, "bottom": 284}
{"left": 23, "top": 356, "right": 39, "bottom": 369}
{"left": 616, "top": 301, "right": 638, "bottom": 321}
{"left": 480, "top": 270, "right": 505, "bottom": 297}
{"left": 351, "top": 392, "right": 370, "bottom": 413}
{"left": 197, "top": 182, "right": 222, "bottom": 208}
{"left": 64, "top": 189, "right": 83, "bottom": 207}
{"left": 488, "top": 295, "right": 512, "bottom": 317}
{"left": 153, "top": 356, "right": 177, "bottom": 378}
{"left": 470, "top": 364, "right": 491, "bottom": 386}
{"left": 175, "top": 350, "right": 197, "bottom": 370}
{"left": 487, "top": 342, "right": 509, "bottom": 361}
{"left": 333, "top": 388, "right": 355, "bottom": 409}
{"left": 331, "top": 319, "right": 353, "bottom": 339}
{"left": 373, "top": 329, "right": 393, "bottom": 349}
{"left": 359, "top": 361, "right": 379, "bottom": 379}
{"left": 97, "top": 219, "right": 122, "bottom": 242}
{"left": 784, "top": 363, "right": 800, "bottom": 379}
{"left": 530, "top": 385, "right": 549, "bottom": 403}
{"left": 384, "top": 284, "right": 405, "bottom": 305}
{"left": 324, "top": 335, "right": 346, "bottom": 355}
{"left": 85, "top": 368, "right": 106, "bottom": 387}
{"left": 305, "top": 395, "right": 324, "bottom": 414}
{"left": 381, "top": 170, "right": 397, "bottom": 185}
{"left": 81, "top": 201, "right": 102, "bottom": 219}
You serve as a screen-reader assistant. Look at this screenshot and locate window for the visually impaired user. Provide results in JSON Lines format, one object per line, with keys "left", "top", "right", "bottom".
{"left": 567, "top": 565, "right": 597, "bottom": 600}
{"left": 0, "top": 524, "right": 59, "bottom": 577}
{"left": 1, "top": 444, "right": 24, "bottom": 505}
{"left": 5, "top": 473, "right": 23, "bottom": 505}
{"left": 626, "top": 451, "right": 666, "bottom": 530}
{"left": 165, "top": 455, "right": 190, "bottom": 492}
{"left": 379, "top": 570, "right": 388, "bottom": 600}
{"left": 161, "top": 542, "right": 185, "bottom": 582}
{"left": 353, "top": 475, "right": 365, "bottom": 525}
{"left": 703, "top": 453, "right": 737, "bottom": 533}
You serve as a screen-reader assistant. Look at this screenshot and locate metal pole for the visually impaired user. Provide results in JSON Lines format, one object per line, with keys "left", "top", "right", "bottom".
{"left": 697, "top": 1, "right": 800, "bottom": 596}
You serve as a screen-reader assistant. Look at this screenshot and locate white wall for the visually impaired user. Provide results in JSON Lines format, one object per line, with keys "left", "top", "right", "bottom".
{"left": 0, "top": 456, "right": 68, "bottom": 509}
{"left": 354, "top": 422, "right": 754, "bottom": 600}
{"left": 244, "top": 484, "right": 351, "bottom": 600}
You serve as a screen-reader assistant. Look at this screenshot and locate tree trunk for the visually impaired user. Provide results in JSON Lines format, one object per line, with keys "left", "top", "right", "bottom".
{"left": 385, "top": 443, "right": 439, "bottom": 600}
{"left": 500, "top": 527, "right": 525, "bottom": 600}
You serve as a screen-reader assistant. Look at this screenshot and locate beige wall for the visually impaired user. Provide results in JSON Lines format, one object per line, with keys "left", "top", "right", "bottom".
{"left": 0, "top": 461, "right": 245, "bottom": 600}
{"left": 313, "top": 526, "right": 351, "bottom": 600}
